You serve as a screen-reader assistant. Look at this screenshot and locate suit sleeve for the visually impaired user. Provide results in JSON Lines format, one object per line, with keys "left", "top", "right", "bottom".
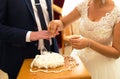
{"left": 0, "top": 0, "right": 28, "bottom": 45}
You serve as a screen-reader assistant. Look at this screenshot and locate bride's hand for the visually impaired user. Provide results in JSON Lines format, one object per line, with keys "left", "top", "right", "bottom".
{"left": 69, "top": 35, "right": 89, "bottom": 49}
{"left": 48, "top": 20, "right": 64, "bottom": 37}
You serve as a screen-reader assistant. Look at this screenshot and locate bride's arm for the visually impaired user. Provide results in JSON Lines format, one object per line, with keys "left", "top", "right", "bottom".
{"left": 48, "top": 8, "right": 81, "bottom": 36}
{"left": 88, "top": 22, "right": 120, "bottom": 58}
{"left": 60, "top": 8, "right": 81, "bottom": 27}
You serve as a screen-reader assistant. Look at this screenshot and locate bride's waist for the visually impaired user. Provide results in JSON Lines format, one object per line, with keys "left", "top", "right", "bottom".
{"left": 76, "top": 48, "right": 116, "bottom": 61}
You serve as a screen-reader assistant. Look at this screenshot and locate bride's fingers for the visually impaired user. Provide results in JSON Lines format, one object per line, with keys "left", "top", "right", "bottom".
{"left": 70, "top": 38, "right": 80, "bottom": 44}
{"left": 48, "top": 24, "right": 57, "bottom": 36}
{"left": 48, "top": 24, "right": 51, "bottom": 32}
{"left": 70, "top": 35, "right": 81, "bottom": 39}
{"left": 72, "top": 45, "right": 79, "bottom": 49}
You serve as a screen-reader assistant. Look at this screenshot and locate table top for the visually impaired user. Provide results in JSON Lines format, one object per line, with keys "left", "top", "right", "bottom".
{"left": 17, "top": 56, "right": 91, "bottom": 79}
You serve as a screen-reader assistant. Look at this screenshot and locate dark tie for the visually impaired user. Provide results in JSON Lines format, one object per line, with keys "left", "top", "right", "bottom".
{"left": 35, "top": 0, "right": 51, "bottom": 51}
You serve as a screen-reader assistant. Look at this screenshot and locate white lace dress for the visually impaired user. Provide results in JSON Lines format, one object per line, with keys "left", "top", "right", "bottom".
{"left": 71, "top": 0, "right": 120, "bottom": 79}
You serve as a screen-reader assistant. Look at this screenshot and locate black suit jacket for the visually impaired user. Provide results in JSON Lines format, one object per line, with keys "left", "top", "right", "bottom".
{"left": 0, "top": 0, "right": 59, "bottom": 78}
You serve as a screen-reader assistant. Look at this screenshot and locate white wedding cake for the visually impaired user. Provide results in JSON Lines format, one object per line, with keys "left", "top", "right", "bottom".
{"left": 30, "top": 52, "right": 64, "bottom": 69}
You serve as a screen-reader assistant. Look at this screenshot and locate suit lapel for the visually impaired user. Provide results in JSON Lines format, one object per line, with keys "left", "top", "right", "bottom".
{"left": 24, "top": 0, "right": 52, "bottom": 21}
{"left": 24, "top": 0, "right": 35, "bottom": 20}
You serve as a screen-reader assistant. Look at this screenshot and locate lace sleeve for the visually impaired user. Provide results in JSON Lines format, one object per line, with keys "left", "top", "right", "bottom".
{"left": 116, "top": 10, "right": 120, "bottom": 23}
{"left": 76, "top": 0, "right": 89, "bottom": 15}
{"left": 115, "top": 3, "right": 120, "bottom": 23}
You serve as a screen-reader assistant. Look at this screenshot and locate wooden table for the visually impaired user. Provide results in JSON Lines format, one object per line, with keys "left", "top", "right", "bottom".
{"left": 17, "top": 55, "right": 91, "bottom": 79}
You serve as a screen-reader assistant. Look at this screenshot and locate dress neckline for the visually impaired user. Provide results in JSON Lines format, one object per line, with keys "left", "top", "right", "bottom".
{"left": 86, "top": 1, "right": 116, "bottom": 23}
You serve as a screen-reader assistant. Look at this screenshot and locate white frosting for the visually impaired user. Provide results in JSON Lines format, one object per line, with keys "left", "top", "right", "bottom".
{"left": 31, "top": 52, "right": 64, "bottom": 69}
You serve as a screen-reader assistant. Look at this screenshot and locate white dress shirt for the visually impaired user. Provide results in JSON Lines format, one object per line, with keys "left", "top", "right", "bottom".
{"left": 26, "top": 0, "right": 52, "bottom": 50}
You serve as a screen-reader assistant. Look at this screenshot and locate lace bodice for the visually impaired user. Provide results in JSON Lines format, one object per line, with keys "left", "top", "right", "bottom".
{"left": 76, "top": 0, "right": 120, "bottom": 45}
{"left": 71, "top": 1, "right": 120, "bottom": 79}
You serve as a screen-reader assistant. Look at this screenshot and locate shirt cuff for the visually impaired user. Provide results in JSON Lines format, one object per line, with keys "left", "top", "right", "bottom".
{"left": 26, "top": 31, "right": 32, "bottom": 42}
